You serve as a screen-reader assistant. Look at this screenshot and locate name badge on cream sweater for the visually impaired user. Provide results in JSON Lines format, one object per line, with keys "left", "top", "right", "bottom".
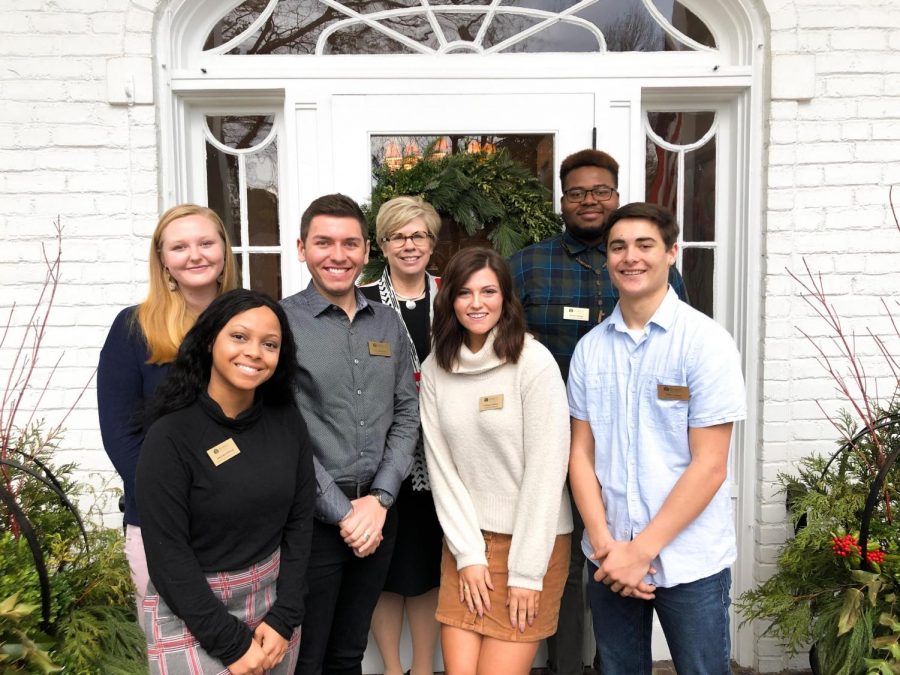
{"left": 479, "top": 394, "right": 504, "bottom": 411}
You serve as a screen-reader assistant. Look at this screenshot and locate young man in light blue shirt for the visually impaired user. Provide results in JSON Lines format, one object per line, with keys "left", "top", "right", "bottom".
{"left": 567, "top": 202, "right": 746, "bottom": 674}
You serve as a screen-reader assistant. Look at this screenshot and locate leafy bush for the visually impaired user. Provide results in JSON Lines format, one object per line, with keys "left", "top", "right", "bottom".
{"left": 0, "top": 223, "right": 146, "bottom": 673}
{"left": 738, "top": 191, "right": 900, "bottom": 675}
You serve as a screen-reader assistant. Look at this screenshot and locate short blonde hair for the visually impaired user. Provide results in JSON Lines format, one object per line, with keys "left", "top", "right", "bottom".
{"left": 375, "top": 196, "right": 442, "bottom": 244}
{"left": 137, "top": 204, "right": 238, "bottom": 364}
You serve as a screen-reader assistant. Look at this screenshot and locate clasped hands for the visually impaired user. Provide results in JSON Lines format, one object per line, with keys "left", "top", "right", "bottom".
{"left": 227, "top": 621, "right": 288, "bottom": 675}
{"left": 339, "top": 495, "right": 386, "bottom": 558}
{"left": 590, "top": 536, "right": 658, "bottom": 600}
{"left": 457, "top": 564, "right": 541, "bottom": 634}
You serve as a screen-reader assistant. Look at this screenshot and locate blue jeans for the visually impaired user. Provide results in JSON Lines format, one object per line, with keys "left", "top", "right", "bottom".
{"left": 587, "top": 566, "right": 731, "bottom": 675}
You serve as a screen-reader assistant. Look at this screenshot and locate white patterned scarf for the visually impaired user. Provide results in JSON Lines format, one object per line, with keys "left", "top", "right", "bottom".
{"left": 374, "top": 266, "right": 439, "bottom": 491}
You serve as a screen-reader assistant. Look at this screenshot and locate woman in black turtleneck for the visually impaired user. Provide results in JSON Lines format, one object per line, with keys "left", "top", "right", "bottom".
{"left": 136, "top": 289, "right": 314, "bottom": 675}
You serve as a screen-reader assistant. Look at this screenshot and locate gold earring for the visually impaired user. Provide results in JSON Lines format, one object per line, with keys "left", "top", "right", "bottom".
{"left": 165, "top": 269, "right": 177, "bottom": 292}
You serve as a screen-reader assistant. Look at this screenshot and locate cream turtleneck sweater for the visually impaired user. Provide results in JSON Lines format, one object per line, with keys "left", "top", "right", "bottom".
{"left": 420, "top": 330, "right": 572, "bottom": 591}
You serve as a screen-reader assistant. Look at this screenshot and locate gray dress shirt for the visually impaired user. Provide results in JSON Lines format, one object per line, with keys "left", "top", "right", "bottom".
{"left": 281, "top": 282, "right": 419, "bottom": 524}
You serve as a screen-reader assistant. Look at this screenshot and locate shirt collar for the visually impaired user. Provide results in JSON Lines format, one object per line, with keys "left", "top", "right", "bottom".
{"left": 606, "top": 285, "right": 679, "bottom": 333}
{"left": 302, "top": 280, "right": 372, "bottom": 317}
{"left": 561, "top": 228, "right": 607, "bottom": 256}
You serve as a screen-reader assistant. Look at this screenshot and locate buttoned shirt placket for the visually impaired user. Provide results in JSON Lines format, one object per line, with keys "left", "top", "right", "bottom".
{"left": 624, "top": 331, "right": 647, "bottom": 541}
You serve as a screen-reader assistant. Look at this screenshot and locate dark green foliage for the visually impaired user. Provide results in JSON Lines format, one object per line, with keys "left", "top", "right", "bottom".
{"left": 738, "top": 402, "right": 900, "bottom": 675}
{"left": 362, "top": 148, "right": 563, "bottom": 280}
{"left": 0, "top": 426, "right": 146, "bottom": 673}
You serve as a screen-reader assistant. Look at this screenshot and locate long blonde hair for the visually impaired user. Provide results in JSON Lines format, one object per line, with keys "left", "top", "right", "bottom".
{"left": 136, "top": 204, "right": 238, "bottom": 364}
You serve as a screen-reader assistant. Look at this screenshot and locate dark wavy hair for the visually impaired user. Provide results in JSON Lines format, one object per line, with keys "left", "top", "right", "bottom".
{"left": 601, "top": 202, "right": 680, "bottom": 249}
{"left": 431, "top": 247, "right": 525, "bottom": 371}
{"left": 144, "top": 289, "right": 298, "bottom": 425}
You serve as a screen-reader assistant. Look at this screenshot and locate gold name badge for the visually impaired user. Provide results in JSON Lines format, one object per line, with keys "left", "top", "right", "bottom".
{"left": 563, "top": 306, "right": 590, "bottom": 322}
{"left": 657, "top": 384, "right": 690, "bottom": 401}
{"left": 206, "top": 438, "right": 241, "bottom": 466}
{"left": 368, "top": 341, "right": 391, "bottom": 357}
{"left": 479, "top": 394, "right": 504, "bottom": 411}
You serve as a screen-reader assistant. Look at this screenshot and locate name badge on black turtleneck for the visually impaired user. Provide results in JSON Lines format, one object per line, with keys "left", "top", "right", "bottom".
{"left": 479, "top": 394, "right": 504, "bottom": 411}
{"left": 207, "top": 438, "right": 241, "bottom": 466}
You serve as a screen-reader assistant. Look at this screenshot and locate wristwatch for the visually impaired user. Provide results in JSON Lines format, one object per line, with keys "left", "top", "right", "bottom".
{"left": 369, "top": 488, "right": 394, "bottom": 509}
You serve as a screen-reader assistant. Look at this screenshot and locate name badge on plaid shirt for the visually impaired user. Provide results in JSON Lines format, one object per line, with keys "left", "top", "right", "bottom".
{"left": 563, "top": 306, "right": 590, "bottom": 321}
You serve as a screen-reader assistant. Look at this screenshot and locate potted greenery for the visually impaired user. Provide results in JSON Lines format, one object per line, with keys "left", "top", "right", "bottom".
{"left": 738, "top": 193, "right": 900, "bottom": 675}
{"left": 0, "top": 223, "right": 146, "bottom": 673}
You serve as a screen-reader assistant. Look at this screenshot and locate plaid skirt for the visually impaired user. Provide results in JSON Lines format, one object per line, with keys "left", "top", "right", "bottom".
{"left": 143, "top": 549, "right": 301, "bottom": 675}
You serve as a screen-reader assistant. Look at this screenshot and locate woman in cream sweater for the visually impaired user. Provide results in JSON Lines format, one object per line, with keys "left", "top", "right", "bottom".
{"left": 420, "top": 247, "right": 572, "bottom": 675}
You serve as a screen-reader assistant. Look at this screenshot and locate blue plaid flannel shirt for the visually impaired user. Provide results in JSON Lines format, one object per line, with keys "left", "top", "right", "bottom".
{"left": 509, "top": 230, "right": 689, "bottom": 381}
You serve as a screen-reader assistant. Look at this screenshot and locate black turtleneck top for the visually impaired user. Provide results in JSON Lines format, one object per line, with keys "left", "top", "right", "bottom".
{"left": 136, "top": 391, "right": 315, "bottom": 665}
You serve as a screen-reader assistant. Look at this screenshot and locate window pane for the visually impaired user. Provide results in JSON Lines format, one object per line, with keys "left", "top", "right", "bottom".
{"left": 648, "top": 111, "right": 715, "bottom": 146}
{"left": 370, "top": 133, "right": 555, "bottom": 274}
{"left": 204, "top": 0, "right": 266, "bottom": 50}
{"left": 247, "top": 139, "right": 280, "bottom": 246}
{"left": 653, "top": 0, "right": 716, "bottom": 50}
{"left": 206, "top": 142, "right": 241, "bottom": 246}
{"left": 682, "top": 247, "right": 714, "bottom": 318}
{"left": 206, "top": 115, "right": 274, "bottom": 150}
{"left": 324, "top": 24, "right": 419, "bottom": 55}
{"left": 435, "top": 12, "right": 486, "bottom": 43}
{"left": 205, "top": 0, "right": 715, "bottom": 55}
{"left": 645, "top": 143, "right": 678, "bottom": 216}
{"left": 249, "top": 253, "right": 282, "bottom": 298}
{"left": 371, "top": 134, "right": 554, "bottom": 192}
{"left": 684, "top": 137, "right": 716, "bottom": 242}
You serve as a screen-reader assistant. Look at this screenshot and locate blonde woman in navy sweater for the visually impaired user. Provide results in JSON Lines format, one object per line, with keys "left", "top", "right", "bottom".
{"left": 98, "top": 204, "right": 237, "bottom": 622}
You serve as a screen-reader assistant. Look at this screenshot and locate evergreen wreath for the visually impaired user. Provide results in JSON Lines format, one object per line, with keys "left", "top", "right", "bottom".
{"left": 362, "top": 147, "right": 563, "bottom": 280}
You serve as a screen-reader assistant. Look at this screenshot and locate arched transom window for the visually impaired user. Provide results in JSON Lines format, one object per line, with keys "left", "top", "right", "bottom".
{"left": 202, "top": 0, "right": 717, "bottom": 56}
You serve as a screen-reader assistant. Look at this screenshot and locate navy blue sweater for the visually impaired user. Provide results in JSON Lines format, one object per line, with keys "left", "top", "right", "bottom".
{"left": 97, "top": 306, "right": 169, "bottom": 526}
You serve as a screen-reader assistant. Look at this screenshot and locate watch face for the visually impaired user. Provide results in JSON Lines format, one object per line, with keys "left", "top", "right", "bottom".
{"left": 372, "top": 490, "right": 393, "bottom": 508}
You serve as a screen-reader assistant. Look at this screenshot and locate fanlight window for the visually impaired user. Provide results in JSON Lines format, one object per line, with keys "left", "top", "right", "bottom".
{"left": 204, "top": 0, "right": 717, "bottom": 56}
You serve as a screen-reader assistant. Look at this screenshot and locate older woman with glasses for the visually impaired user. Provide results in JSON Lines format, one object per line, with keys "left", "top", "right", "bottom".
{"left": 360, "top": 195, "right": 444, "bottom": 675}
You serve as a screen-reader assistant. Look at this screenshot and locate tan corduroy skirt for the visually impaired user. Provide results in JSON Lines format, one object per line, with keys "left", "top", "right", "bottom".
{"left": 435, "top": 531, "right": 570, "bottom": 642}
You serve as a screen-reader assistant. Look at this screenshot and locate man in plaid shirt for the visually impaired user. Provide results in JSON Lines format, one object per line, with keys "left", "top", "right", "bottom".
{"left": 508, "top": 149, "right": 688, "bottom": 675}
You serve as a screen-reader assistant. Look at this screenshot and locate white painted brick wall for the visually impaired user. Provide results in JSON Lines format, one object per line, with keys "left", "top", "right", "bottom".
{"left": 0, "top": 0, "right": 159, "bottom": 522}
{"left": 759, "top": 0, "right": 900, "bottom": 669}
{"left": 1, "top": 0, "right": 899, "bottom": 671}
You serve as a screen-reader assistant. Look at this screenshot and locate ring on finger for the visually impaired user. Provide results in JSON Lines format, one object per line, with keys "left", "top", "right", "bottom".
{"left": 362, "top": 531, "right": 370, "bottom": 542}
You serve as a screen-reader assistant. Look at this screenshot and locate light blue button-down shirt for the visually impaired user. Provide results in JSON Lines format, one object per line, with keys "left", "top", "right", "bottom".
{"left": 568, "top": 287, "right": 746, "bottom": 587}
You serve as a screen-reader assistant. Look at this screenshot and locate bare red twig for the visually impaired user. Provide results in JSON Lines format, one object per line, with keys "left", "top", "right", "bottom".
{"left": 890, "top": 185, "right": 899, "bottom": 234}
{"left": 0, "top": 218, "right": 88, "bottom": 536}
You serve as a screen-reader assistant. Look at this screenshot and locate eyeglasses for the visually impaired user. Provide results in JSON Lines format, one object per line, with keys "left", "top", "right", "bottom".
{"left": 381, "top": 231, "right": 435, "bottom": 247}
{"left": 563, "top": 186, "right": 618, "bottom": 203}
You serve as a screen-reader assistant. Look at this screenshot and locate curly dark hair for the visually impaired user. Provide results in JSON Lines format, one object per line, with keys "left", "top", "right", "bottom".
{"left": 559, "top": 149, "right": 619, "bottom": 189}
{"left": 144, "top": 289, "right": 298, "bottom": 425}
{"left": 431, "top": 247, "right": 525, "bottom": 371}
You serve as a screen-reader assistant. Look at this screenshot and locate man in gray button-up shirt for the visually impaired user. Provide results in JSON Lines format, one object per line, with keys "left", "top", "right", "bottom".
{"left": 281, "top": 194, "right": 418, "bottom": 675}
